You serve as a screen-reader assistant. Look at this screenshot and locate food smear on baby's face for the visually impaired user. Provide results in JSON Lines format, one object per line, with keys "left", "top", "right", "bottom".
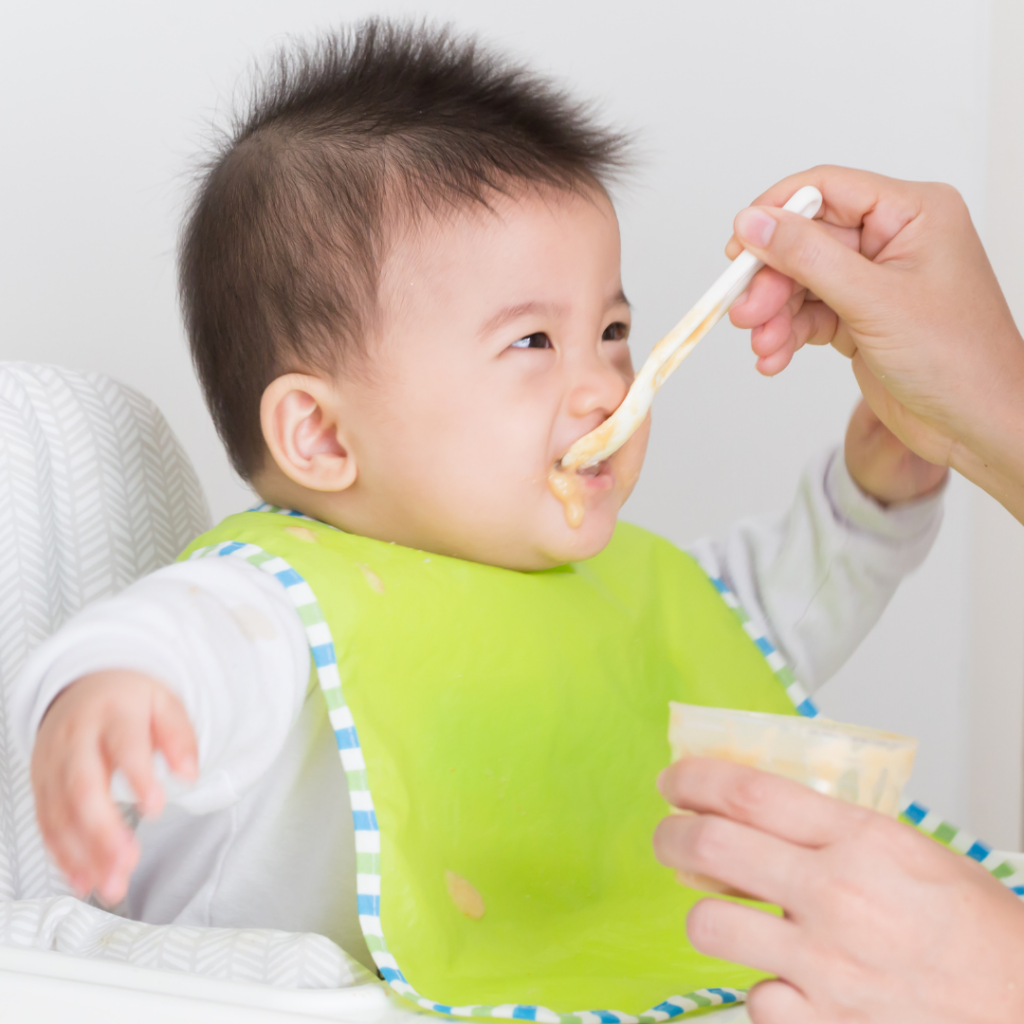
{"left": 547, "top": 463, "right": 585, "bottom": 528}
{"left": 547, "top": 416, "right": 649, "bottom": 531}
{"left": 547, "top": 461, "right": 600, "bottom": 529}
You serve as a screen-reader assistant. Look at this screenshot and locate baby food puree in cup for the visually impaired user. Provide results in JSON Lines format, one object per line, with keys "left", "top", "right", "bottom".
{"left": 666, "top": 704, "right": 917, "bottom": 894}
{"left": 668, "top": 702, "right": 917, "bottom": 816}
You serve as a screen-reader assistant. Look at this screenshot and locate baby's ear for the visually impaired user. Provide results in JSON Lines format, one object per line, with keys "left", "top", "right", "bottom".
{"left": 260, "top": 374, "right": 357, "bottom": 492}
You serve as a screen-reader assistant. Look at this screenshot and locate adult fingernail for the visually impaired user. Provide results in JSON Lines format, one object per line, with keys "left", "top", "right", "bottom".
{"left": 656, "top": 768, "right": 667, "bottom": 796}
{"left": 735, "top": 208, "right": 776, "bottom": 248}
{"left": 733, "top": 287, "right": 750, "bottom": 307}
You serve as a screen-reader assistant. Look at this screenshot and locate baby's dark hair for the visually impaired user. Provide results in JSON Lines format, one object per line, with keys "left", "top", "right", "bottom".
{"left": 179, "top": 18, "right": 629, "bottom": 479}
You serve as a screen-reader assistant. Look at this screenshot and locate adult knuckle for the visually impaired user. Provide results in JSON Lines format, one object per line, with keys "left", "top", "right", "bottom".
{"left": 803, "top": 863, "right": 847, "bottom": 911}
{"left": 790, "top": 230, "right": 835, "bottom": 279}
{"left": 722, "top": 770, "right": 769, "bottom": 820}
{"left": 821, "top": 871, "right": 872, "bottom": 930}
{"left": 931, "top": 180, "right": 964, "bottom": 207}
{"left": 855, "top": 810, "right": 897, "bottom": 855}
{"left": 929, "top": 182, "right": 973, "bottom": 228}
{"left": 688, "top": 816, "right": 730, "bottom": 868}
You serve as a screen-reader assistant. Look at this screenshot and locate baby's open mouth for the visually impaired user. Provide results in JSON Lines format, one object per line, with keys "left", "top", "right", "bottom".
{"left": 548, "top": 458, "right": 613, "bottom": 529}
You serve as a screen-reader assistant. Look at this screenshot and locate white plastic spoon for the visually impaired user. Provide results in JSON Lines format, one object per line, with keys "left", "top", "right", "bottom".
{"left": 558, "top": 185, "right": 823, "bottom": 475}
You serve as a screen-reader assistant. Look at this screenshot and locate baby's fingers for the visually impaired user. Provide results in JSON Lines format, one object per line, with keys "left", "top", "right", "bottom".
{"left": 102, "top": 715, "right": 163, "bottom": 818}
{"left": 36, "top": 745, "right": 135, "bottom": 900}
{"left": 34, "top": 785, "right": 95, "bottom": 897}
{"left": 66, "top": 757, "right": 136, "bottom": 891}
{"left": 151, "top": 687, "right": 199, "bottom": 783}
{"left": 67, "top": 749, "right": 139, "bottom": 905}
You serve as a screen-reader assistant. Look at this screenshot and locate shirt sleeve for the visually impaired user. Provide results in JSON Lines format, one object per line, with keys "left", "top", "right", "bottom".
{"left": 687, "top": 446, "right": 945, "bottom": 693}
{"left": 10, "top": 556, "right": 312, "bottom": 815}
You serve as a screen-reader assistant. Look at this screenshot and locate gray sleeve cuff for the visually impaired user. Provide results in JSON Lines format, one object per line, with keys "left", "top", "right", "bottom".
{"left": 824, "top": 449, "right": 946, "bottom": 544}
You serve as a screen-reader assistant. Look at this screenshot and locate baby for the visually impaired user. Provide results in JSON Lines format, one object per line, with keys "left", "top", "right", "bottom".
{"left": 15, "top": 19, "right": 947, "bottom": 1008}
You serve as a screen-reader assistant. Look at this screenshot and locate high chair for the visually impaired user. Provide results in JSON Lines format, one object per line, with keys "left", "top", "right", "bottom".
{"left": 0, "top": 363, "right": 418, "bottom": 1021}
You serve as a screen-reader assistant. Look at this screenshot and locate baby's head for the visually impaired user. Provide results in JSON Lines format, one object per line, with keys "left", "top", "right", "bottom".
{"left": 181, "top": 20, "right": 649, "bottom": 571}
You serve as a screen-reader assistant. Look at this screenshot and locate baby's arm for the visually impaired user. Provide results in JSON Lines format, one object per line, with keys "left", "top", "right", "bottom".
{"left": 13, "top": 558, "right": 311, "bottom": 905}
{"left": 689, "top": 400, "right": 947, "bottom": 690}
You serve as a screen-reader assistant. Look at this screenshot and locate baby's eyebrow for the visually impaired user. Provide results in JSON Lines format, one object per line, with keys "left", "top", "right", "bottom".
{"left": 480, "top": 291, "right": 631, "bottom": 337}
{"left": 479, "top": 301, "right": 567, "bottom": 336}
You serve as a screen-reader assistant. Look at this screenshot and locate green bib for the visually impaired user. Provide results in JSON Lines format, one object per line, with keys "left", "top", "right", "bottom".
{"left": 182, "top": 509, "right": 807, "bottom": 1020}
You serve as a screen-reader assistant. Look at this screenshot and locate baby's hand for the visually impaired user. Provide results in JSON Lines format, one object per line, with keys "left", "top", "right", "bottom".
{"left": 845, "top": 398, "right": 949, "bottom": 506}
{"left": 31, "top": 670, "right": 198, "bottom": 905}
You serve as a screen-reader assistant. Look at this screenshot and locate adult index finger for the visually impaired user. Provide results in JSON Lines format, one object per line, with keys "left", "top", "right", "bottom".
{"left": 724, "top": 165, "right": 860, "bottom": 259}
{"left": 729, "top": 220, "right": 861, "bottom": 329}
{"left": 725, "top": 165, "right": 925, "bottom": 263}
{"left": 731, "top": 208, "right": 882, "bottom": 329}
{"left": 653, "top": 811, "right": 814, "bottom": 909}
{"left": 658, "top": 757, "right": 871, "bottom": 848}
{"left": 743, "top": 165, "right": 923, "bottom": 234}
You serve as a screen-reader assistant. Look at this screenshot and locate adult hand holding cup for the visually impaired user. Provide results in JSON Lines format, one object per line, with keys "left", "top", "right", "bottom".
{"left": 655, "top": 716, "right": 1024, "bottom": 1023}
{"left": 664, "top": 704, "right": 916, "bottom": 895}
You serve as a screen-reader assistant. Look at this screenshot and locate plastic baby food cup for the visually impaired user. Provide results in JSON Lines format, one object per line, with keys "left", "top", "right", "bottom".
{"left": 668, "top": 702, "right": 917, "bottom": 816}
{"left": 666, "top": 704, "right": 917, "bottom": 895}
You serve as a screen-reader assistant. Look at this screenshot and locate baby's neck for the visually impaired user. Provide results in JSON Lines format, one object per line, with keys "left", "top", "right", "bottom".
{"left": 250, "top": 459, "right": 595, "bottom": 572}
{"left": 251, "top": 467, "right": 548, "bottom": 571}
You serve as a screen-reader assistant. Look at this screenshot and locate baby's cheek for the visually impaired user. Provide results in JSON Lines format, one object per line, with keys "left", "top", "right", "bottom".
{"left": 614, "top": 415, "right": 651, "bottom": 500}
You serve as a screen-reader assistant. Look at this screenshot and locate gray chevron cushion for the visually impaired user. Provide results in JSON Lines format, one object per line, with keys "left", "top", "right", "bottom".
{"left": 0, "top": 897, "right": 371, "bottom": 987}
{"left": 0, "top": 363, "right": 368, "bottom": 988}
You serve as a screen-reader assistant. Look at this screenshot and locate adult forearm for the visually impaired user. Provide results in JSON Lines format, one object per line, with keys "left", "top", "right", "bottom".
{"left": 951, "top": 333, "right": 1024, "bottom": 524}
{"left": 955, "top": 435, "right": 1024, "bottom": 525}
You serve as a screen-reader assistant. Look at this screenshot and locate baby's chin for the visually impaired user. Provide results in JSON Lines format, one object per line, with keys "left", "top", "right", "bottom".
{"left": 532, "top": 445, "right": 647, "bottom": 567}
{"left": 530, "top": 501, "right": 622, "bottom": 569}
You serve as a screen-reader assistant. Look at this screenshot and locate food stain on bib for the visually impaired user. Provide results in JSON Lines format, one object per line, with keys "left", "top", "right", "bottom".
{"left": 284, "top": 525, "right": 319, "bottom": 543}
{"left": 358, "top": 564, "right": 386, "bottom": 594}
{"left": 445, "top": 870, "right": 486, "bottom": 919}
{"left": 547, "top": 464, "right": 586, "bottom": 529}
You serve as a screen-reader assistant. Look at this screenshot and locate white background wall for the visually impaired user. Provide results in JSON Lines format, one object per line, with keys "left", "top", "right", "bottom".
{"left": 1, "top": 0, "right": 1016, "bottom": 835}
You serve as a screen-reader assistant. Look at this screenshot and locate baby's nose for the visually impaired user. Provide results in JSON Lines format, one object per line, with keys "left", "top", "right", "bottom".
{"left": 566, "top": 359, "right": 629, "bottom": 420}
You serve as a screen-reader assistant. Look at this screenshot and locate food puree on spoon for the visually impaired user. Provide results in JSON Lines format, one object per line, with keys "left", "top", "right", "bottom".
{"left": 549, "top": 185, "right": 823, "bottom": 529}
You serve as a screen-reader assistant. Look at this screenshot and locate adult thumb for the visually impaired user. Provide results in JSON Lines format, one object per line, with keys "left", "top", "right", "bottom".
{"left": 734, "top": 206, "right": 880, "bottom": 323}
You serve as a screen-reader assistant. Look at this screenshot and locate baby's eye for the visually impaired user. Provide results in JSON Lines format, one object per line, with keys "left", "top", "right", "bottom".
{"left": 510, "top": 333, "right": 552, "bottom": 350}
{"left": 602, "top": 322, "right": 629, "bottom": 342}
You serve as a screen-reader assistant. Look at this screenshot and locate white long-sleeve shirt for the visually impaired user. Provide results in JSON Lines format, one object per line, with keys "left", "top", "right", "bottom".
{"left": 11, "top": 448, "right": 944, "bottom": 970}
